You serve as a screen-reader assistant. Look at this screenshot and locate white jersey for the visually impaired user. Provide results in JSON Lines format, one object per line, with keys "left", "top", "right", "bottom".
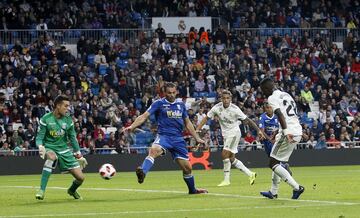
{"left": 268, "top": 90, "right": 302, "bottom": 135}
{"left": 207, "top": 102, "right": 247, "bottom": 137}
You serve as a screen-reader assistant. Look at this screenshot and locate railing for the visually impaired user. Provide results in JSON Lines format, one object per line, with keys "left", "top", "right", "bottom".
{"left": 1, "top": 28, "right": 358, "bottom": 46}
{"left": 0, "top": 29, "right": 154, "bottom": 45}
{"left": 2, "top": 141, "right": 359, "bottom": 157}
{"left": 232, "top": 28, "right": 359, "bottom": 43}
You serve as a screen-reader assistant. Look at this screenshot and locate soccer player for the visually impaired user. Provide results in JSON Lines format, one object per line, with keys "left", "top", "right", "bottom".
{"left": 35, "top": 95, "right": 88, "bottom": 200}
{"left": 259, "top": 78, "right": 305, "bottom": 199}
{"left": 122, "top": 82, "right": 208, "bottom": 194}
{"left": 259, "top": 102, "right": 279, "bottom": 156}
{"left": 196, "top": 90, "right": 266, "bottom": 187}
{"left": 259, "top": 103, "right": 292, "bottom": 175}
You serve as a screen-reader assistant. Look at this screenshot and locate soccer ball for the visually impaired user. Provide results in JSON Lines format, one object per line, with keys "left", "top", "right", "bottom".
{"left": 99, "top": 163, "right": 116, "bottom": 180}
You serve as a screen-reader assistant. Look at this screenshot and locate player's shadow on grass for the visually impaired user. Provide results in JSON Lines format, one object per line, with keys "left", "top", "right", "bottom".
{"left": 19, "top": 194, "right": 199, "bottom": 206}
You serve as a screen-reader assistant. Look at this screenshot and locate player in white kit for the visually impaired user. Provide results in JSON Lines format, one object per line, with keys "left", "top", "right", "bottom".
{"left": 260, "top": 78, "right": 305, "bottom": 199}
{"left": 197, "top": 90, "right": 266, "bottom": 186}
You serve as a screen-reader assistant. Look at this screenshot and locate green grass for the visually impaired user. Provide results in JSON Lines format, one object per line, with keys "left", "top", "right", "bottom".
{"left": 1, "top": 165, "right": 360, "bottom": 218}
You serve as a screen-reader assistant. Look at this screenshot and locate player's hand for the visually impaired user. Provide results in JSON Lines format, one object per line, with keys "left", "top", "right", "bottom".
{"left": 286, "top": 134, "right": 296, "bottom": 143}
{"left": 38, "top": 145, "right": 46, "bottom": 159}
{"left": 74, "top": 152, "right": 88, "bottom": 169}
{"left": 257, "top": 131, "right": 267, "bottom": 141}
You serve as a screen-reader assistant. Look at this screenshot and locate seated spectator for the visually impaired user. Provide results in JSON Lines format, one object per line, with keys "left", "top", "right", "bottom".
{"left": 94, "top": 50, "right": 108, "bottom": 68}
{"left": 327, "top": 134, "right": 341, "bottom": 149}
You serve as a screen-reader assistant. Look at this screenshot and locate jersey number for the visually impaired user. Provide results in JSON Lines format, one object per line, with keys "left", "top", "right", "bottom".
{"left": 283, "top": 100, "right": 298, "bottom": 117}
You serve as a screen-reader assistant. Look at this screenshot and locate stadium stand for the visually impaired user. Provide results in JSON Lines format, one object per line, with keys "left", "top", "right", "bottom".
{"left": 0, "top": 0, "right": 359, "bottom": 156}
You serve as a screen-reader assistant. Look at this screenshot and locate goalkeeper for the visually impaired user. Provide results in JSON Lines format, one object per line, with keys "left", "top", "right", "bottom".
{"left": 35, "top": 95, "right": 88, "bottom": 200}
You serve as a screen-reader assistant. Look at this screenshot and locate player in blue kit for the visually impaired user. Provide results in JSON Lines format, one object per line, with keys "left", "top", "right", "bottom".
{"left": 259, "top": 102, "right": 280, "bottom": 156}
{"left": 122, "top": 82, "right": 208, "bottom": 194}
{"left": 259, "top": 103, "right": 292, "bottom": 175}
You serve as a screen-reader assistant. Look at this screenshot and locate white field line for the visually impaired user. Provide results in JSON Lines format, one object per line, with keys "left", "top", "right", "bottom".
{"left": 1, "top": 185, "right": 359, "bottom": 206}
{"left": 0, "top": 204, "right": 349, "bottom": 218}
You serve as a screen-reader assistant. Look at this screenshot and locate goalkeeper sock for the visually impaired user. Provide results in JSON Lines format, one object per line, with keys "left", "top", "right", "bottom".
{"left": 183, "top": 174, "right": 196, "bottom": 193}
{"left": 40, "top": 160, "right": 54, "bottom": 191}
{"left": 141, "top": 156, "right": 154, "bottom": 174}
{"left": 69, "top": 180, "right": 83, "bottom": 193}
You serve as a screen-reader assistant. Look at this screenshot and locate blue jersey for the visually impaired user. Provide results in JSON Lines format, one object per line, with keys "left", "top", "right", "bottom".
{"left": 259, "top": 113, "right": 279, "bottom": 136}
{"left": 147, "top": 98, "right": 188, "bottom": 137}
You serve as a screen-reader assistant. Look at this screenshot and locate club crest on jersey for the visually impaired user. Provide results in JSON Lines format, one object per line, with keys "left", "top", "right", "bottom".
{"left": 177, "top": 104, "right": 181, "bottom": 110}
{"left": 167, "top": 110, "right": 182, "bottom": 118}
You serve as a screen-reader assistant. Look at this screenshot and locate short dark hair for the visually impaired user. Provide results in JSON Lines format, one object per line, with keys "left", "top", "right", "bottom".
{"left": 54, "top": 95, "right": 70, "bottom": 107}
{"left": 164, "top": 82, "right": 176, "bottom": 90}
{"left": 260, "top": 78, "right": 274, "bottom": 87}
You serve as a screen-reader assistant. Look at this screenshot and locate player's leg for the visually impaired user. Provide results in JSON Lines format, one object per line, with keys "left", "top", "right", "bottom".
{"left": 269, "top": 135, "right": 304, "bottom": 199}
{"left": 217, "top": 149, "right": 232, "bottom": 186}
{"left": 136, "top": 137, "right": 164, "bottom": 184}
{"left": 225, "top": 136, "right": 256, "bottom": 185}
{"left": 58, "top": 150, "right": 84, "bottom": 199}
{"left": 68, "top": 167, "right": 85, "bottom": 199}
{"left": 36, "top": 150, "right": 57, "bottom": 200}
{"left": 264, "top": 140, "right": 292, "bottom": 175}
{"left": 176, "top": 158, "right": 207, "bottom": 194}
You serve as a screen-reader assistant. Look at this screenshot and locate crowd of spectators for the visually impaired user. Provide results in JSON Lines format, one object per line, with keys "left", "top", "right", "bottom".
{"left": 0, "top": 0, "right": 360, "bottom": 156}
{"left": 0, "top": 0, "right": 359, "bottom": 30}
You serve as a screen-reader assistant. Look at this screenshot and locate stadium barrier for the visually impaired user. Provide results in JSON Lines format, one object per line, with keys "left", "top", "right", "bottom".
{"left": 1, "top": 147, "right": 360, "bottom": 175}
{"left": 232, "top": 27, "right": 359, "bottom": 43}
{"left": 0, "top": 29, "right": 154, "bottom": 45}
{"left": 1, "top": 28, "right": 358, "bottom": 45}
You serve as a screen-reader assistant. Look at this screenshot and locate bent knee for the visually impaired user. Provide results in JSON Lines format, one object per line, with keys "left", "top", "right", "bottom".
{"left": 46, "top": 151, "right": 57, "bottom": 161}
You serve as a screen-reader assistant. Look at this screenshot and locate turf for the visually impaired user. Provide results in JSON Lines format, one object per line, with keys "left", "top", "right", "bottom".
{"left": 0, "top": 165, "right": 359, "bottom": 218}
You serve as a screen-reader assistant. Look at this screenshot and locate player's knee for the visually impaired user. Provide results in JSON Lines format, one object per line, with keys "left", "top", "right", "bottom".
{"left": 149, "top": 145, "right": 163, "bottom": 157}
{"left": 269, "top": 158, "right": 280, "bottom": 169}
{"left": 46, "top": 152, "right": 57, "bottom": 161}
{"left": 77, "top": 175, "right": 85, "bottom": 183}
{"left": 183, "top": 167, "right": 192, "bottom": 175}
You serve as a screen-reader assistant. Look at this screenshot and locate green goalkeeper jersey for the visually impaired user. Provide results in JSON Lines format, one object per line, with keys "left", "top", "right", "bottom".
{"left": 36, "top": 112, "right": 80, "bottom": 153}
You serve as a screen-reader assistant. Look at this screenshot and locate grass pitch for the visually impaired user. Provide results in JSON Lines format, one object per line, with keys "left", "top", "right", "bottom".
{"left": 0, "top": 165, "right": 359, "bottom": 218}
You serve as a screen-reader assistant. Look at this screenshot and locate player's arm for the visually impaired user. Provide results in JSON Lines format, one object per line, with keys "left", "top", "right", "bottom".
{"left": 242, "top": 117, "right": 270, "bottom": 141}
{"left": 185, "top": 117, "right": 205, "bottom": 144}
{"left": 68, "top": 122, "right": 81, "bottom": 152}
{"left": 123, "top": 111, "right": 150, "bottom": 132}
{"left": 68, "top": 121, "right": 88, "bottom": 169}
{"left": 196, "top": 115, "right": 208, "bottom": 131}
{"left": 35, "top": 119, "right": 47, "bottom": 159}
{"left": 274, "top": 108, "right": 295, "bottom": 142}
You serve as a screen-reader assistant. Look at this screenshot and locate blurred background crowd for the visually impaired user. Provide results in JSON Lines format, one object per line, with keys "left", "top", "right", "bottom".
{"left": 0, "top": 0, "right": 359, "bottom": 156}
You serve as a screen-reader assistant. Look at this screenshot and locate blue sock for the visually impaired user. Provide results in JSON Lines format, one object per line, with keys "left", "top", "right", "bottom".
{"left": 141, "top": 156, "right": 154, "bottom": 174}
{"left": 183, "top": 174, "right": 196, "bottom": 193}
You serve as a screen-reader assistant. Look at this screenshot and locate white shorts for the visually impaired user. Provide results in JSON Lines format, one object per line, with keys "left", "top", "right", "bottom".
{"left": 270, "top": 133, "right": 302, "bottom": 162}
{"left": 223, "top": 135, "right": 240, "bottom": 154}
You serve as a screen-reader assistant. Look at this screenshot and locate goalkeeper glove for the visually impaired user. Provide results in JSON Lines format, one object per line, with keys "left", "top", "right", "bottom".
{"left": 74, "top": 151, "right": 88, "bottom": 169}
{"left": 38, "top": 145, "right": 46, "bottom": 159}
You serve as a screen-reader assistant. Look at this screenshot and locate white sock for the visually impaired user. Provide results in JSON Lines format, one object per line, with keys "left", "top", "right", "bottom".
{"left": 270, "top": 171, "right": 281, "bottom": 195}
{"left": 232, "top": 159, "right": 252, "bottom": 177}
{"left": 223, "top": 158, "right": 231, "bottom": 182}
{"left": 273, "top": 164, "right": 299, "bottom": 190}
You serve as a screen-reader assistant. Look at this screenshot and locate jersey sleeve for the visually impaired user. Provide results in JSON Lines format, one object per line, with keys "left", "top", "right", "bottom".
{"left": 146, "top": 100, "right": 161, "bottom": 115}
{"left": 268, "top": 95, "right": 281, "bottom": 112}
{"left": 67, "top": 120, "right": 80, "bottom": 152}
{"left": 35, "top": 117, "right": 47, "bottom": 147}
{"left": 207, "top": 106, "right": 217, "bottom": 119}
{"left": 235, "top": 107, "right": 247, "bottom": 120}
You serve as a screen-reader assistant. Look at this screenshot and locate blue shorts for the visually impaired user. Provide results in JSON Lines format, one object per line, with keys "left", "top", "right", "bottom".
{"left": 262, "top": 140, "right": 274, "bottom": 157}
{"left": 153, "top": 135, "right": 189, "bottom": 160}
